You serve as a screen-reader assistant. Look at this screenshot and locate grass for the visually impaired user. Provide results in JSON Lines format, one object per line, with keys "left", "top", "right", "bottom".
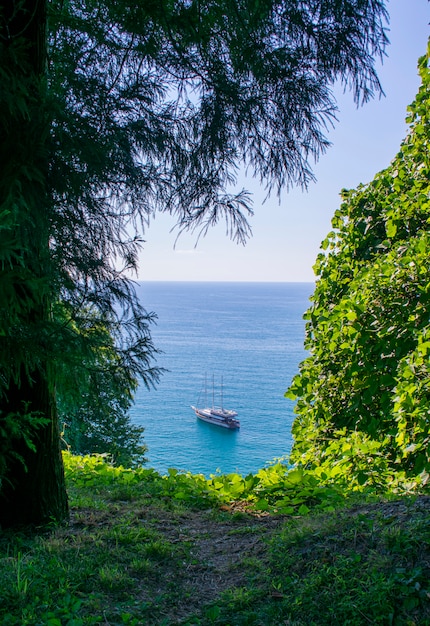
{"left": 0, "top": 455, "right": 429, "bottom": 625}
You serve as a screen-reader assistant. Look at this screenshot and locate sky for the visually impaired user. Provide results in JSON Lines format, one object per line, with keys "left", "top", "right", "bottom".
{"left": 137, "top": 1, "right": 429, "bottom": 283}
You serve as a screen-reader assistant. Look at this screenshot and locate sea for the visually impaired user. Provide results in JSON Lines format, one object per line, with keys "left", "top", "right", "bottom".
{"left": 130, "top": 282, "right": 314, "bottom": 477}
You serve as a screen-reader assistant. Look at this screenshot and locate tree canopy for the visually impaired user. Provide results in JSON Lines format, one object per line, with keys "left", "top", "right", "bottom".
{"left": 0, "top": 0, "right": 390, "bottom": 526}
{"left": 287, "top": 42, "right": 430, "bottom": 489}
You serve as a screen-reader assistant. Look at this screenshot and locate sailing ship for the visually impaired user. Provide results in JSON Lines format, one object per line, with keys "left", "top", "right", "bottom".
{"left": 191, "top": 375, "right": 240, "bottom": 429}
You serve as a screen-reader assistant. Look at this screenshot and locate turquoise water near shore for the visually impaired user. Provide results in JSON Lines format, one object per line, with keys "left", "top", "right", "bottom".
{"left": 130, "top": 282, "right": 313, "bottom": 476}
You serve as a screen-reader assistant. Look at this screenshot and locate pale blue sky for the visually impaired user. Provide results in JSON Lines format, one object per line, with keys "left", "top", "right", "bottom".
{"left": 138, "top": 0, "right": 429, "bottom": 282}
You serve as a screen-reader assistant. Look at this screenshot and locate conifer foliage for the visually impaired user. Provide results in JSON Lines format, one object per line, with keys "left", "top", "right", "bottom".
{"left": 288, "top": 44, "right": 430, "bottom": 488}
{"left": 1, "top": 0, "right": 389, "bottom": 526}
{"left": 56, "top": 308, "right": 149, "bottom": 468}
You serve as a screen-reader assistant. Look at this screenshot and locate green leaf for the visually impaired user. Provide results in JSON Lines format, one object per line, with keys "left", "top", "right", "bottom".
{"left": 345, "top": 310, "right": 357, "bottom": 322}
{"left": 385, "top": 219, "right": 397, "bottom": 238}
{"left": 254, "top": 499, "right": 269, "bottom": 511}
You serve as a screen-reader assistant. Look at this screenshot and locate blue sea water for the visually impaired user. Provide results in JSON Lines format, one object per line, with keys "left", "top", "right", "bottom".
{"left": 130, "top": 282, "right": 313, "bottom": 477}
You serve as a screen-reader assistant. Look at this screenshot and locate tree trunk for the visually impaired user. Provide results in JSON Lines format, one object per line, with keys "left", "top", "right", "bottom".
{"left": 0, "top": 371, "right": 69, "bottom": 528}
{"left": 0, "top": 0, "right": 68, "bottom": 527}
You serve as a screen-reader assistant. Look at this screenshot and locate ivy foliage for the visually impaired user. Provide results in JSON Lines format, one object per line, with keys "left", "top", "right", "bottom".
{"left": 287, "top": 42, "right": 430, "bottom": 487}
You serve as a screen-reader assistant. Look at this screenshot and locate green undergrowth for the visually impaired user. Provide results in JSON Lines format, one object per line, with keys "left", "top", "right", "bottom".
{"left": 62, "top": 450, "right": 424, "bottom": 517}
{"left": 0, "top": 453, "right": 429, "bottom": 625}
{"left": 63, "top": 451, "right": 349, "bottom": 516}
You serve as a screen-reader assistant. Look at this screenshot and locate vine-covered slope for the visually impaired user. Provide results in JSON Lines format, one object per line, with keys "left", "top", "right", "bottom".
{"left": 287, "top": 43, "right": 430, "bottom": 488}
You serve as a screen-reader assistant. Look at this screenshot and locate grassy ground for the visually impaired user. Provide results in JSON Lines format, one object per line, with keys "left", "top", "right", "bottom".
{"left": 1, "top": 463, "right": 430, "bottom": 625}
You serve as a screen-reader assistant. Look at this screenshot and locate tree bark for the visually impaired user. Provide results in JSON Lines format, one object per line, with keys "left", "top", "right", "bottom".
{"left": 0, "top": 0, "right": 68, "bottom": 527}
{"left": 0, "top": 371, "right": 68, "bottom": 528}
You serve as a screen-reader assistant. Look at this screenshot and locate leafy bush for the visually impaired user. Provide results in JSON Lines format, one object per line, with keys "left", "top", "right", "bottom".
{"left": 287, "top": 43, "right": 430, "bottom": 486}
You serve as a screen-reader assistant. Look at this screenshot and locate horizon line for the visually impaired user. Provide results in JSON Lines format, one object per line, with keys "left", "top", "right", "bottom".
{"left": 136, "top": 279, "right": 315, "bottom": 284}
